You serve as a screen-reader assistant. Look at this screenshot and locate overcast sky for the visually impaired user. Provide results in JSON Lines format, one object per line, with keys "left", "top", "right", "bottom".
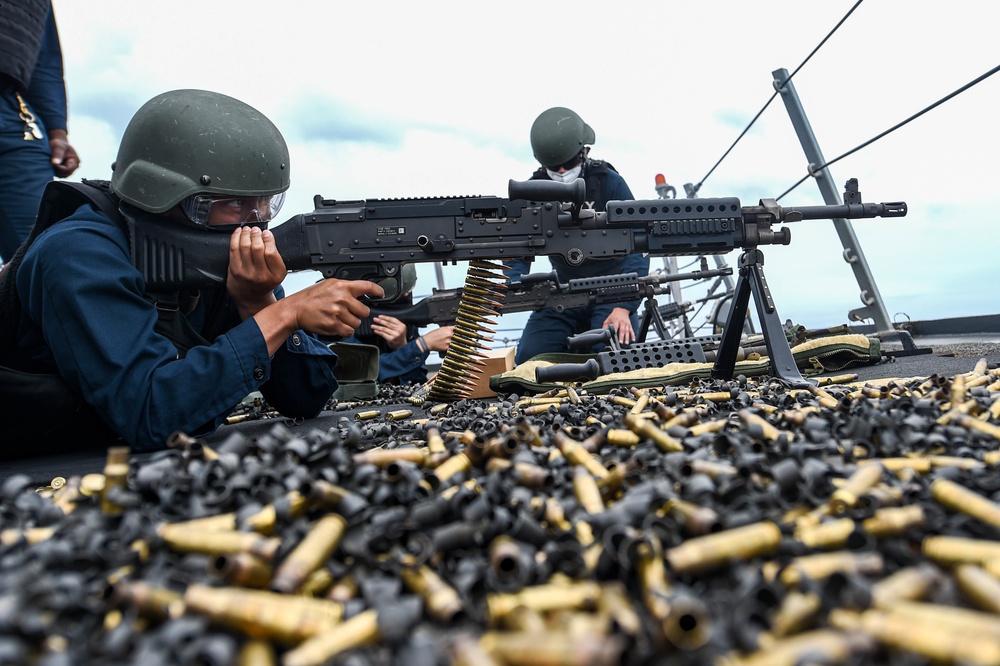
{"left": 53, "top": 1, "right": 999, "bottom": 338}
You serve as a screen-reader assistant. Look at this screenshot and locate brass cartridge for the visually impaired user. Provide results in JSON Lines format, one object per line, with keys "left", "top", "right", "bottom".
{"left": 156, "top": 523, "right": 281, "bottom": 562}
{"left": 598, "top": 582, "right": 642, "bottom": 638}
{"left": 738, "top": 409, "right": 792, "bottom": 443}
{"left": 661, "top": 498, "right": 721, "bottom": 536}
{"left": 779, "top": 550, "right": 883, "bottom": 588}
{"left": 869, "top": 563, "right": 941, "bottom": 609}
{"left": 500, "top": 605, "right": 546, "bottom": 633}
{"left": 479, "top": 631, "right": 625, "bottom": 666}
{"left": 623, "top": 412, "right": 683, "bottom": 453}
{"left": 352, "top": 447, "right": 427, "bottom": 468}
{"left": 100, "top": 446, "right": 131, "bottom": 515}
{"left": 271, "top": 513, "right": 347, "bottom": 594}
{"left": 355, "top": 410, "right": 380, "bottom": 420}
{"left": 183, "top": 584, "right": 344, "bottom": 644}
{"left": 955, "top": 563, "right": 1000, "bottom": 614}
{"left": 862, "top": 505, "right": 925, "bottom": 538}
{"left": 879, "top": 457, "right": 933, "bottom": 474}
{"left": 486, "top": 580, "right": 602, "bottom": 625}
{"left": 450, "top": 635, "right": 502, "bottom": 666}
{"left": 544, "top": 497, "right": 571, "bottom": 532}
{"left": 953, "top": 412, "right": 1000, "bottom": 440}
{"left": 606, "top": 428, "right": 640, "bottom": 447}
{"left": 794, "top": 518, "right": 856, "bottom": 550}
{"left": 210, "top": 552, "right": 274, "bottom": 589}
{"left": 51, "top": 475, "right": 82, "bottom": 515}
{"left": 326, "top": 574, "right": 359, "bottom": 603}
{"left": 829, "top": 462, "right": 885, "bottom": 515}
{"left": 166, "top": 512, "right": 238, "bottom": 533}
{"left": 923, "top": 535, "right": 1000, "bottom": 566}
{"left": 298, "top": 567, "right": 335, "bottom": 598}
{"left": 932, "top": 478, "right": 1000, "bottom": 529}
{"left": 281, "top": 608, "right": 378, "bottom": 666}
{"left": 235, "top": 638, "right": 277, "bottom": 666}
{"left": 665, "top": 521, "right": 782, "bottom": 575}
{"left": 634, "top": 536, "right": 712, "bottom": 650}
{"left": 572, "top": 466, "right": 605, "bottom": 515}
{"left": 432, "top": 451, "right": 472, "bottom": 485}
{"left": 0, "top": 526, "right": 55, "bottom": 547}
{"left": 718, "top": 629, "right": 873, "bottom": 666}
{"left": 400, "top": 564, "right": 464, "bottom": 623}
{"left": 554, "top": 430, "right": 609, "bottom": 479}
{"left": 768, "top": 590, "right": 822, "bottom": 639}
{"left": 244, "top": 491, "right": 310, "bottom": 535}
{"left": 852, "top": 606, "right": 1000, "bottom": 665}
{"left": 109, "top": 580, "right": 184, "bottom": 622}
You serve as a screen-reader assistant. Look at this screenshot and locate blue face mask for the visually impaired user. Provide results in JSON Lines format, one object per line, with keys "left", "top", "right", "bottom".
{"left": 545, "top": 165, "right": 582, "bottom": 183}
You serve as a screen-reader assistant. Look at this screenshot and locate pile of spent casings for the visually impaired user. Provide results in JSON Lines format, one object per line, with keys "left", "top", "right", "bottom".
{"left": 3, "top": 364, "right": 1000, "bottom": 665}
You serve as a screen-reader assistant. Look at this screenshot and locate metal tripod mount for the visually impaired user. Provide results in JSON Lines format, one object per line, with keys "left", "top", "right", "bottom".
{"left": 711, "top": 248, "right": 814, "bottom": 387}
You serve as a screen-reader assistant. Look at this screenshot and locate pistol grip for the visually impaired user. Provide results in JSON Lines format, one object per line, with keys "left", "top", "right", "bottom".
{"left": 534, "top": 359, "right": 600, "bottom": 384}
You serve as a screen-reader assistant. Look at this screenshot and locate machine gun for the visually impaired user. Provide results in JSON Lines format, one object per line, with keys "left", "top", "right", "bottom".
{"left": 367, "top": 266, "right": 731, "bottom": 335}
{"left": 129, "top": 178, "right": 905, "bottom": 385}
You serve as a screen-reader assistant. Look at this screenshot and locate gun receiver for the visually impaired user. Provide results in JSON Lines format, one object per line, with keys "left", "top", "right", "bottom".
{"left": 369, "top": 267, "right": 729, "bottom": 327}
{"left": 129, "top": 177, "right": 905, "bottom": 384}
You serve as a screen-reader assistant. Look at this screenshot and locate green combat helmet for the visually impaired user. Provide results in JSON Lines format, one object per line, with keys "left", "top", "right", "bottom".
{"left": 529, "top": 106, "right": 596, "bottom": 168}
{"left": 110, "top": 89, "right": 290, "bottom": 214}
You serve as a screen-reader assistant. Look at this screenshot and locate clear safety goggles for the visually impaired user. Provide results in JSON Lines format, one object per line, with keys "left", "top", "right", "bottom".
{"left": 180, "top": 192, "right": 286, "bottom": 228}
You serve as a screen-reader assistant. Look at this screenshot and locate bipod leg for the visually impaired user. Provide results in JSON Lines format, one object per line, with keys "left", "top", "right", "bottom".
{"left": 744, "top": 250, "right": 814, "bottom": 388}
{"left": 711, "top": 258, "right": 752, "bottom": 381}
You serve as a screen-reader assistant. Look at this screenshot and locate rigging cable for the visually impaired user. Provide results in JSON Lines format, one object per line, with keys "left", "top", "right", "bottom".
{"left": 690, "top": 0, "right": 864, "bottom": 195}
{"left": 776, "top": 62, "right": 1000, "bottom": 200}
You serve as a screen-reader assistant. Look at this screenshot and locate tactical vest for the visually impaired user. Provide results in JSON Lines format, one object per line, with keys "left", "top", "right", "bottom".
{"left": 530, "top": 158, "right": 617, "bottom": 212}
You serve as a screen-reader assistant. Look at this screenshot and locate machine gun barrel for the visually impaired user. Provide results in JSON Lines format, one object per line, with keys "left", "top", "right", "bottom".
{"left": 129, "top": 177, "right": 905, "bottom": 303}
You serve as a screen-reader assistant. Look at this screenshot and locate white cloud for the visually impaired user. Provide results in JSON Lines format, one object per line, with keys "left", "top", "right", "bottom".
{"left": 53, "top": 0, "right": 1000, "bottom": 334}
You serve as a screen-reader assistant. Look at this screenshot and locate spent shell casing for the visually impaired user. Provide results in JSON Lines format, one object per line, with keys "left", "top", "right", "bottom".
{"left": 355, "top": 410, "right": 380, "bottom": 421}
{"left": 954, "top": 563, "right": 1000, "bottom": 613}
{"left": 433, "top": 452, "right": 472, "bottom": 485}
{"left": 634, "top": 537, "right": 712, "bottom": 650}
{"left": 861, "top": 504, "right": 925, "bottom": 538}
{"left": 281, "top": 609, "right": 379, "bottom": 666}
{"left": 623, "top": 413, "right": 683, "bottom": 453}
{"left": 235, "top": 639, "right": 277, "bottom": 666}
{"left": 572, "top": 466, "right": 605, "bottom": 515}
{"left": 665, "top": 521, "right": 782, "bottom": 575}
{"left": 479, "top": 631, "right": 625, "bottom": 666}
{"left": 209, "top": 552, "right": 274, "bottom": 589}
{"left": 720, "top": 629, "right": 874, "bottom": 666}
{"left": 662, "top": 499, "right": 721, "bottom": 536}
{"left": 486, "top": 580, "right": 602, "bottom": 625}
{"left": 100, "top": 446, "right": 131, "bottom": 515}
{"left": 870, "top": 563, "right": 942, "bottom": 608}
{"left": 352, "top": 447, "right": 427, "bottom": 468}
{"left": 271, "top": 513, "right": 347, "bottom": 594}
{"left": 554, "top": 430, "right": 609, "bottom": 479}
{"left": 923, "top": 535, "right": 1000, "bottom": 566}
{"left": 450, "top": 635, "right": 503, "bottom": 666}
{"left": 768, "top": 590, "right": 822, "bottom": 638}
{"left": 598, "top": 582, "right": 642, "bottom": 637}
{"left": 779, "top": 550, "right": 884, "bottom": 588}
{"left": 829, "top": 462, "right": 885, "bottom": 515}
{"left": 109, "top": 580, "right": 184, "bottom": 622}
{"left": 157, "top": 523, "right": 281, "bottom": 562}
{"left": 851, "top": 607, "right": 1000, "bottom": 665}
{"left": 794, "top": 518, "right": 856, "bottom": 550}
{"left": 183, "top": 584, "right": 344, "bottom": 644}
{"left": 931, "top": 477, "right": 1000, "bottom": 529}
{"left": 400, "top": 564, "right": 464, "bottom": 623}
